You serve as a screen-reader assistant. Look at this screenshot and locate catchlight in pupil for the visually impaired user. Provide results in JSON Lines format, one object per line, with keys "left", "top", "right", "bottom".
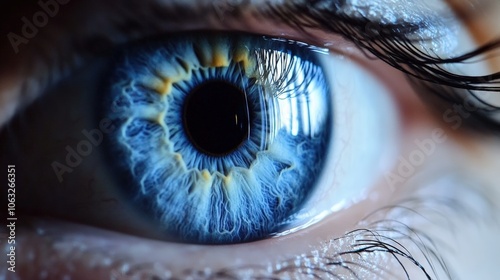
{"left": 103, "top": 32, "right": 332, "bottom": 244}
{"left": 183, "top": 80, "right": 250, "bottom": 156}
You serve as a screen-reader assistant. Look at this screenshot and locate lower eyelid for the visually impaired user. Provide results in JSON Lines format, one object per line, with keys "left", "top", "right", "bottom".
{"left": 17, "top": 219, "right": 301, "bottom": 278}
{"left": 20, "top": 166, "right": 461, "bottom": 280}
{"left": 17, "top": 200, "right": 391, "bottom": 280}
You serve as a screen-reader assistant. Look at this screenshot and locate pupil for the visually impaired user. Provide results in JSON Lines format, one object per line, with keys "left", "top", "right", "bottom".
{"left": 183, "top": 80, "right": 250, "bottom": 156}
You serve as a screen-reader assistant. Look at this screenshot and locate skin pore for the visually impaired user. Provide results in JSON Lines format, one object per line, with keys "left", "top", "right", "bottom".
{"left": 1, "top": 0, "right": 500, "bottom": 279}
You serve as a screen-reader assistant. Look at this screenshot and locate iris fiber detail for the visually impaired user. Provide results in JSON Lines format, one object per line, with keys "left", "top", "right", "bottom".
{"left": 104, "top": 33, "right": 332, "bottom": 244}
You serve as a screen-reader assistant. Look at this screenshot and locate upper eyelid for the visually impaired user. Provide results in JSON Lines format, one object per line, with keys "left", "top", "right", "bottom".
{"left": 0, "top": 1, "right": 339, "bottom": 127}
{"left": 1, "top": 0, "right": 497, "bottom": 128}
{"left": 0, "top": 0, "right": 436, "bottom": 93}
{"left": 0, "top": 0, "right": 479, "bottom": 75}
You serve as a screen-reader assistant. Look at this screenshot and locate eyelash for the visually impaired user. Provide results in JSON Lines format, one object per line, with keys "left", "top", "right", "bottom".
{"left": 22, "top": 1, "right": 500, "bottom": 132}
{"left": 258, "top": 1, "right": 500, "bottom": 130}
{"left": 86, "top": 195, "right": 473, "bottom": 280}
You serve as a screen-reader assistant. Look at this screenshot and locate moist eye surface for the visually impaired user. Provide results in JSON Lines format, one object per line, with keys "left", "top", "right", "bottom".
{"left": 102, "top": 32, "right": 333, "bottom": 244}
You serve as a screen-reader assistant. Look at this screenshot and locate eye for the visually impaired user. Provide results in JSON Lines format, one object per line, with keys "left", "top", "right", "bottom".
{"left": 6, "top": 1, "right": 500, "bottom": 279}
{"left": 3, "top": 30, "right": 397, "bottom": 245}
{"left": 102, "top": 32, "right": 333, "bottom": 244}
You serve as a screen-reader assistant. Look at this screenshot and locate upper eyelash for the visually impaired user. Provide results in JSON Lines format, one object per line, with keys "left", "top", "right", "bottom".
{"left": 15, "top": 1, "right": 499, "bottom": 122}
{"left": 255, "top": 1, "right": 500, "bottom": 127}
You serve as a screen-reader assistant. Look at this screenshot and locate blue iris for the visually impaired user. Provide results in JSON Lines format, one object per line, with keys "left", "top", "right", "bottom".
{"left": 102, "top": 33, "right": 332, "bottom": 244}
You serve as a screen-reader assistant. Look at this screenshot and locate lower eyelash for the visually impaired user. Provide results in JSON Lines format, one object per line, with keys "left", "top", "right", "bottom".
{"left": 15, "top": 174, "right": 489, "bottom": 280}
{"left": 185, "top": 175, "right": 489, "bottom": 280}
